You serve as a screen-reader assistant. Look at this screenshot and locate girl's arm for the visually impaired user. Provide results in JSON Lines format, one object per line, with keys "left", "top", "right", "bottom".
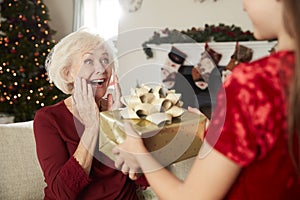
{"left": 114, "top": 123, "right": 241, "bottom": 200}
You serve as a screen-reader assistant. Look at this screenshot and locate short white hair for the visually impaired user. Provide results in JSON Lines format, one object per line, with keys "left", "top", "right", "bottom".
{"left": 45, "top": 29, "right": 114, "bottom": 94}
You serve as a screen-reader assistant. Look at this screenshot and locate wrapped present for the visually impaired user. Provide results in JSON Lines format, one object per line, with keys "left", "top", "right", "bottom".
{"left": 99, "top": 109, "right": 206, "bottom": 166}
{"left": 99, "top": 84, "right": 206, "bottom": 166}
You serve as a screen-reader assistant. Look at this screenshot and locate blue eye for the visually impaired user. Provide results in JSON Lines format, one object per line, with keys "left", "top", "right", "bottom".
{"left": 101, "top": 58, "right": 109, "bottom": 66}
{"left": 84, "top": 59, "right": 93, "bottom": 65}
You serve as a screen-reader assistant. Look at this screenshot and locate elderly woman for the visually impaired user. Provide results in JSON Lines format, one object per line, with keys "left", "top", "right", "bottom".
{"left": 33, "top": 30, "right": 147, "bottom": 200}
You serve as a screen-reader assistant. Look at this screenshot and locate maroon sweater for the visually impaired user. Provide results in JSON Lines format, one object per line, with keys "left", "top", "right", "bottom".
{"left": 34, "top": 101, "right": 146, "bottom": 200}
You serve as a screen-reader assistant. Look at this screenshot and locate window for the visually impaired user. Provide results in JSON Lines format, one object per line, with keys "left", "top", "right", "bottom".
{"left": 73, "top": 0, "right": 121, "bottom": 40}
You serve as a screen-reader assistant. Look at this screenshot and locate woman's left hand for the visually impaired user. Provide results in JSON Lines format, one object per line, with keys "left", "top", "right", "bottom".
{"left": 100, "top": 74, "right": 123, "bottom": 111}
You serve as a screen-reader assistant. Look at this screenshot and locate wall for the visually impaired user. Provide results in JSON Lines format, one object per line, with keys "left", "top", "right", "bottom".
{"left": 43, "top": 0, "right": 73, "bottom": 41}
{"left": 117, "top": 0, "right": 253, "bottom": 94}
{"left": 41, "top": 0, "right": 256, "bottom": 94}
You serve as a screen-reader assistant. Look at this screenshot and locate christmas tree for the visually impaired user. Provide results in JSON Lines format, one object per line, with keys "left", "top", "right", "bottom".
{"left": 0, "top": 0, "right": 67, "bottom": 122}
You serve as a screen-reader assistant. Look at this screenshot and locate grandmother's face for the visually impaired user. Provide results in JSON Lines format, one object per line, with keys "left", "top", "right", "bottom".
{"left": 71, "top": 45, "right": 113, "bottom": 100}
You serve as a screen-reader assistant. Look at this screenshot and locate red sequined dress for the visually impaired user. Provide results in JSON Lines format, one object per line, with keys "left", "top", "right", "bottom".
{"left": 206, "top": 51, "right": 300, "bottom": 199}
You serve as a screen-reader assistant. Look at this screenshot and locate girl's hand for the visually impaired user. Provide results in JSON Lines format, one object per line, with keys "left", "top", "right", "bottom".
{"left": 187, "top": 106, "right": 202, "bottom": 115}
{"left": 73, "top": 77, "right": 100, "bottom": 128}
{"left": 112, "top": 122, "right": 147, "bottom": 179}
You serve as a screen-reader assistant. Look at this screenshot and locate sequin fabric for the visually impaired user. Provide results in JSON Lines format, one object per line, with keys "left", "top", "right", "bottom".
{"left": 205, "top": 51, "right": 300, "bottom": 199}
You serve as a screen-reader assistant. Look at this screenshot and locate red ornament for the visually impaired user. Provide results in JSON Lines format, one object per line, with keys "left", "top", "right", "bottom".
{"left": 4, "top": 37, "right": 9, "bottom": 43}
{"left": 8, "top": 85, "right": 14, "bottom": 90}
{"left": 18, "top": 33, "right": 24, "bottom": 38}
{"left": 0, "top": 97, "right": 5, "bottom": 102}
{"left": 22, "top": 16, "right": 27, "bottom": 21}
{"left": 19, "top": 67, "right": 25, "bottom": 73}
{"left": 34, "top": 52, "right": 39, "bottom": 57}
{"left": 10, "top": 49, "right": 17, "bottom": 54}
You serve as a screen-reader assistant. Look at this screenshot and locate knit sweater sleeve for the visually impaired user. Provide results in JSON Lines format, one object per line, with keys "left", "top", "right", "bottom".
{"left": 33, "top": 107, "right": 91, "bottom": 199}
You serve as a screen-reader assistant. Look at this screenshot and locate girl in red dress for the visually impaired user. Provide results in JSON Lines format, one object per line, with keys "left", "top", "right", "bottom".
{"left": 113, "top": 0, "right": 300, "bottom": 199}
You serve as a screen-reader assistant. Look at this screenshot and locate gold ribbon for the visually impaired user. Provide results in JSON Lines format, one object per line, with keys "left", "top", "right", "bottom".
{"left": 120, "top": 85, "right": 184, "bottom": 126}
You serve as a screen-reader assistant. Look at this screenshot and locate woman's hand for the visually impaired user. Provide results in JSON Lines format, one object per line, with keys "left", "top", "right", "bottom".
{"left": 73, "top": 77, "right": 100, "bottom": 128}
{"left": 98, "top": 75, "right": 122, "bottom": 111}
{"left": 112, "top": 122, "right": 147, "bottom": 180}
{"left": 72, "top": 77, "right": 100, "bottom": 174}
{"left": 107, "top": 74, "right": 123, "bottom": 111}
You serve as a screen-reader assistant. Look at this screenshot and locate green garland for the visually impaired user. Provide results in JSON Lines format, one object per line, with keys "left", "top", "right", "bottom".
{"left": 142, "top": 23, "right": 256, "bottom": 58}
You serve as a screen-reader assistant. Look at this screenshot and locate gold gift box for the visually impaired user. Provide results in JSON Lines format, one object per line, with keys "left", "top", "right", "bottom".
{"left": 99, "top": 110, "right": 206, "bottom": 166}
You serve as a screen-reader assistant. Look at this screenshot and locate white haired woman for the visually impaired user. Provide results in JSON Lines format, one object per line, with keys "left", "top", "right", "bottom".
{"left": 33, "top": 29, "right": 148, "bottom": 200}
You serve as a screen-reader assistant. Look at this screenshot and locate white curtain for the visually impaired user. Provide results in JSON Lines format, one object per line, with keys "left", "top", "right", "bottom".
{"left": 73, "top": 0, "right": 84, "bottom": 31}
{"left": 73, "top": 0, "right": 120, "bottom": 40}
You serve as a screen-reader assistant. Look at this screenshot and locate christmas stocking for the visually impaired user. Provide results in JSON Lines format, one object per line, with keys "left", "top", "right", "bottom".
{"left": 223, "top": 42, "right": 253, "bottom": 82}
{"left": 161, "top": 46, "right": 187, "bottom": 89}
{"left": 192, "top": 43, "right": 222, "bottom": 89}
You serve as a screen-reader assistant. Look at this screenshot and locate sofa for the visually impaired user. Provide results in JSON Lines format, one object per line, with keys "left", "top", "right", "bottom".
{"left": 0, "top": 121, "right": 45, "bottom": 200}
{"left": 0, "top": 120, "right": 197, "bottom": 200}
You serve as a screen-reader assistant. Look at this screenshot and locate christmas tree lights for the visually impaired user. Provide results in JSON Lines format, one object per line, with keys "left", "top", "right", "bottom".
{"left": 0, "top": 0, "right": 66, "bottom": 122}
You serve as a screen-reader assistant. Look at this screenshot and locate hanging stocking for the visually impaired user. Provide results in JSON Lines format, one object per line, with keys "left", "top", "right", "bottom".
{"left": 161, "top": 46, "right": 187, "bottom": 89}
{"left": 223, "top": 42, "right": 253, "bottom": 82}
{"left": 192, "top": 43, "right": 222, "bottom": 89}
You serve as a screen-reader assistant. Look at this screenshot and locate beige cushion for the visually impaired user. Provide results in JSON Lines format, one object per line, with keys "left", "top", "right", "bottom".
{"left": 0, "top": 121, "right": 45, "bottom": 200}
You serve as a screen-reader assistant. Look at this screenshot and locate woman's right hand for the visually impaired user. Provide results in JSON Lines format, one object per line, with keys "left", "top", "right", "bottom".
{"left": 73, "top": 77, "right": 100, "bottom": 128}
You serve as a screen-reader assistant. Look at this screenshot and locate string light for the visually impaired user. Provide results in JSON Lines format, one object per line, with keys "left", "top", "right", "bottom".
{"left": 0, "top": 0, "right": 67, "bottom": 121}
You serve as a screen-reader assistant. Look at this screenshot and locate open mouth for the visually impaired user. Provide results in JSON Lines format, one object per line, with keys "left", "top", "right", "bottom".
{"left": 89, "top": 79, "right": 105, "bottom": 86}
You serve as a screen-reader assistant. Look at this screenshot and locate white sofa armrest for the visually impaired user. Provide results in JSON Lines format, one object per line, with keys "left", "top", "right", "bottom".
{"left": 0, "top": 121, "right": 45, "bottom": 199}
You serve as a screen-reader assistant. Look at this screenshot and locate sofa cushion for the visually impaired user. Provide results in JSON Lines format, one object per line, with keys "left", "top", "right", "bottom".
{"left": 0, "top": 121, "right": 45, "bottom": 199}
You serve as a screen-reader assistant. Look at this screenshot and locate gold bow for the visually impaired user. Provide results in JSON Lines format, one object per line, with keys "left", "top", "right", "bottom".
{"left": 120, "top": 85, "right": 184, "bottom": 126}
